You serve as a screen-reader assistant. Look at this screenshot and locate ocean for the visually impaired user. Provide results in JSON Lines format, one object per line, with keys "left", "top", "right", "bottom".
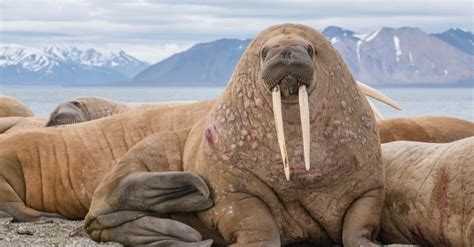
{"left": 1, "top": 85, "right": 473, "bottom": 120}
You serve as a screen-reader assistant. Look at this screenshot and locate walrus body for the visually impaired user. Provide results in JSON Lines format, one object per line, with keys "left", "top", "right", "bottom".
{"left": 0, "top": 96, "right": 34, "bottom": 118}
{"left": 0, "top": 24, "right": 383, "bottom": 246}
{"left": 0, "top": 101, "right": 214, "bottom": 220}
{"left": 380, "top": 137, "right": 473, "bottom": 246}
{"left": 0, "top": 116, "right": 46, "bottom": 134}
{"left": 46, "top": 96, "right": 196, "bottom": 126}
{"left": 378, "top": 116, "right": 474, "bottom": 143}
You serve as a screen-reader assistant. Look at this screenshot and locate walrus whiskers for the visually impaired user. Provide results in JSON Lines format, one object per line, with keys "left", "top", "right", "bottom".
{"left": 272, "top": 85, "right": 290, "bottom": 180}
{"left": 298, "top": 85, "right": 310, "bottom": 171}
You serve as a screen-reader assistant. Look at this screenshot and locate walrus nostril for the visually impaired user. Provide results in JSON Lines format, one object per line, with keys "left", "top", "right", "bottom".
{"left": 280, "top": 51, "right": 292, "bottom": 59}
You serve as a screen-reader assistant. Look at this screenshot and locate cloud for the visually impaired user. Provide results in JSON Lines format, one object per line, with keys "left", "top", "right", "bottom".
{"left": 1, "top": 0, "right": 472, "bottom": 62}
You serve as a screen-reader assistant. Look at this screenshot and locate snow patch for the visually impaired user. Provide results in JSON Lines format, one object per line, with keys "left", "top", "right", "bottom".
{"left": 444, "top": 69, "right": 448, "bottom": 75}
{"left": 356, "top": 40, "right": 362, "bottom": 62}
{"left": 393, "top": 35, "right": 402, "bottom": 62}
{"left": 409, "top": 52, "right": 414, "bottom": 65}
{"left": 330, "top": 37, "right": 340, "bottom": 44}
{"left": 364, "top": 29, "right": 382, "bottom": 42}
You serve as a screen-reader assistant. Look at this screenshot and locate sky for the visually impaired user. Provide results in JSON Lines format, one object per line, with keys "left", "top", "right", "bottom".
{"left": 1, "top": 0, "right": 473, "bottom": 63}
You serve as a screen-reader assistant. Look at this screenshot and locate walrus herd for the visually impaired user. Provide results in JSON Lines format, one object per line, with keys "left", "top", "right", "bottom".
{"left": 0, "top": 24, "right": 472, "bottom": 246}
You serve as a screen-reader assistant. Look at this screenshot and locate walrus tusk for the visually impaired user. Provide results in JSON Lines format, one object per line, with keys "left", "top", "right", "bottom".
{"left": 298, "top": 85, "right": 310, "bottom": 171}
{"left": 367, "top": 98, "right": 384, "bottom": 120}
{"left": 356, "top": 81, "right": 401, "bottom": 110}
{"left": 272, "top": 85, "right": 290, "bottom": 180}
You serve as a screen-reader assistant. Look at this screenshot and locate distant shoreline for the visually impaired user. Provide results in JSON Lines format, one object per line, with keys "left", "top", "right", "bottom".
{"left": 2, "top": 82, "right": 473, "bottom": 88}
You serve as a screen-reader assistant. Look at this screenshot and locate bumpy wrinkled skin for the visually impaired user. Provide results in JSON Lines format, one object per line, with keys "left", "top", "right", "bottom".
{"left": 379, "top": 137, "right": 474, "bottom": 246}
{"left": 0, "top": 24, "right": 383, "bottom": 246}
{"left": 46, "top": 96, "right": 195, "bottom": 126}
{"left": 85, "top": 24, "right": 384, "bottom": 246}
{"left": 378, "top": 116, "right": 474, "bottom": 143}
{"left": 0, "top": 116, "right": 46, "bottom": 134}
{"left": 0, "top": 96, "right": 34, "bottom": 118}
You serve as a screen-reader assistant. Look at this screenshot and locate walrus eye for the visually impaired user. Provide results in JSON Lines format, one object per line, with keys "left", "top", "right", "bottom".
{"left": 261, "top": 47, "right": 268, "bottom": 60}
{"left": 306, "top": 45, "right": 314, "bottom": 58}
{"left": 71, "top": 101, "right": 81, "bottom": 107}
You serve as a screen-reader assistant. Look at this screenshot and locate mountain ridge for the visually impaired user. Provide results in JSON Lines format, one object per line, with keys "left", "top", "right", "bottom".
{"left": 0, "top": 45, "right": 149, "bottom": 85}
{"left": 132, "top": 26, "right": 473, "bottom": 86}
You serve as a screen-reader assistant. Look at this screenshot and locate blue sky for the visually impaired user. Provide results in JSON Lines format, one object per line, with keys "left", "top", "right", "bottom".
{"left": 1, "top": 0, "right": 472, "bottom": 63}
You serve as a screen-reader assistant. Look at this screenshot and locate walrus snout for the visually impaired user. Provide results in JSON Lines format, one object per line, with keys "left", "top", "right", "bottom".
{"left": 261, "top": 47, "right": 315, "bottom": 97}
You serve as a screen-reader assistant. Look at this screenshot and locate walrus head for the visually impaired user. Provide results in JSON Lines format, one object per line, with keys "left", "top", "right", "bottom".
{"left": 204, "top": 24, "right": 387, "bottom": 182}
{"left": 259, "top": 34, "right": 316, "bottom": 179}
{"left": 45, "top": 100, "right": 88, "bottom": 127}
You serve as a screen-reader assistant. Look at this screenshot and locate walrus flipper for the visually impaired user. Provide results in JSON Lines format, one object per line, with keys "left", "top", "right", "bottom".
{"left": 85, "top": 131, "right": 213, "bottom": 246}
{"left": 87, "top": 211, "right": 213, "bottom": 247}
{"left": 342, "top": 188, "right": 384, "bottom": 247}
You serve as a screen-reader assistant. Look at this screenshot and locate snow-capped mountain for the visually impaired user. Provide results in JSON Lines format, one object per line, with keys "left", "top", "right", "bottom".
{"left": 324, "top": 26, "right": 473, "bottom": 84}
{"left": 132, "top": 26, "right": 473, "bottom": 86}
{"left": 0, "top": 45, "right": 149, "bottom": 85}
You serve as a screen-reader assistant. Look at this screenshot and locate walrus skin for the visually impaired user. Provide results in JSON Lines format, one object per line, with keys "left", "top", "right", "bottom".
{"left": 379, "top": 137, "right": 473, "bottom": 246}
{"left": 0, "top": 96, "right": 34, "bottom": 118}
{"left": 45, "top": 96, "right": 196, "bottom": 126}
{"left": 378, "top": 116, "right": 474, "bottom": 143}
{"left": 0, "top": 24, "right": 383, "bottom": 246}
{"left": 0, "top": 116, "right": 47, "bottom": 134}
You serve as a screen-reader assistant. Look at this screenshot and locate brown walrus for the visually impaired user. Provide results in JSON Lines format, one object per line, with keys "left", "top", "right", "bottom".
{"left": 378, "top": 115, "right": 474, "bottom": 143}
{"left": 0, "top": 24, "right": 383, "bottom": 246}
{"left": 0, "top": 96, "right": 34, "bottom": 118}
{"left": 379, "top": 137, "right": 473, "bottom": 246}
{"left": 45, "top": 82, "right": 397, "bottom": 127}
{"left": 45, "top": 96, "right": 196, "bottom": 126}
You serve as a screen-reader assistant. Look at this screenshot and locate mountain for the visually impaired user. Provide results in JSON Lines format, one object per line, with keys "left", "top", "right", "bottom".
{"left": 327, "top": 27, "right": 473, "bottom": 84}
{"left": 433, "top": 28, "right": 474, "bottom": 55}
{"left": 0, "top": 45, "right": 149, "bottom": 85}
{"left": 132, "top": 26, "right": 473, "bottom": 86}
{"left": 132, "top": 39, "right": 251, "bottom": 86}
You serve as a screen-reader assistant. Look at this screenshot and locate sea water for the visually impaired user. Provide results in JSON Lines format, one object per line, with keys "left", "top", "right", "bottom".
{"left": 1, "top": 85, "right": 472, "bottom": 120}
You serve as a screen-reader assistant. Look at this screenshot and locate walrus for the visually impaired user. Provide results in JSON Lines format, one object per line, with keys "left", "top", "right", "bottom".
{"left": 379, "top": 137, "right": 473, "bottom": 246}
{"left": 45, "top": 82, "right": 398, "bottom": 127}
{"left": 45, "top": 96, "right": 197, "bottom": 126}
{"left": 0, "top": 24, "right": 384, "bottom": 246}
{"left": 378, "top": 115, "right": 474, "bottom": 143}
{"left": 0, "top": 116, "right": 47, "bottom": 134}
{"left": 0, "top": 96, "right": 34, "bottom": 118}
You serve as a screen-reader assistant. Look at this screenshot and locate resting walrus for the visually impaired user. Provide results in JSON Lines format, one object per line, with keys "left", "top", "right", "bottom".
{"left": 378, "top": 115, "right": 474, "bottom": 143}
{"left": 379, "top": 137, "right": 473, "bottom": 246}
{"left": 0, "top": 96, "right": 34, "bottom": 118}
{"left": 0, "top": 24, "right": 383, "bottom": 246}
{"left": 45, "top": 82, "right": 398, "bottom": 126}
{"left": 45, "top": 96, "right": 196, "bottom": 126}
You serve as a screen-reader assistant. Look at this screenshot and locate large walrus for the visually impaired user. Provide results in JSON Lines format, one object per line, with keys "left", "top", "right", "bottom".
{"left": 45, "top": 82, "right": 397, "bottom": 126}
{"left": 379, "top": 137, "right": 473, "bottom": 246}
{"left": 378, "top": 115, "right": 474, "bottom": 143}
{"left": 0, "top": 96, "right": 34, "bottom": 118}
{"left": 0, "top": 24, "right": 384, "bottom": 246}
{"left": 45, "top": 96, "right": 196, "bottom": 126}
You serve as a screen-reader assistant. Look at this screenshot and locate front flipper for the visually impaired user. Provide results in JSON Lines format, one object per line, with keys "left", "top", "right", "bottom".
{"left": 87, "top": 211, "right": 212, "bottom": 246}
{"left": 109, "top": 171, "right": 213, "bottom": 213}
{"left": 342, "top": 188, "right": 384, "bottom": 247}
{"left": 86, "top": 131, "right": 213, "bottom": 246}
{"left": 207, "top": 192, "right": 280, "bottom": 246}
